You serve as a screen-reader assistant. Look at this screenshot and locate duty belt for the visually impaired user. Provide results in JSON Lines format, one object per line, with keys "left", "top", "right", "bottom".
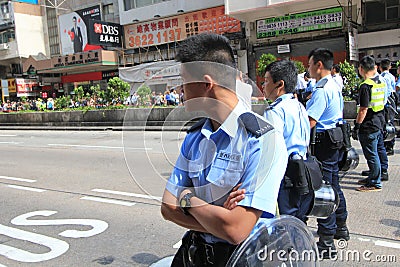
{"left": 186, "top": 231, "right": 238, "bottom": 266}
{"left": 315, "top": 131, "right": 327, "bottom": 142}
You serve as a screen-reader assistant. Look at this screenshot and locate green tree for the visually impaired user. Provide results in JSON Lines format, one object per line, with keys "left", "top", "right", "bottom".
{"left": 136, "top": 84, "right": 151, "bottom": 106}
{"left": 339, "top": 60, "right": 360, "bottom": 100}
{"left": 107, "top": 77, "right": 130, "bottom": 104}
{"left": 54, "top": 95, "right": 71, "bottom": 109}
{"left": 292, "top": 60, "right": 306, "bottom": 74}
{"left": 73, "top": 86, "right": 85, "bottom": 100}
{"left": 256, "top": 53, "right": 277, "bottom": 77}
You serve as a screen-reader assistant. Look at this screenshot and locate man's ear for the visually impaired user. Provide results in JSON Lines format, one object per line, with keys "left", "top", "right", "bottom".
{"left": 203, "top": 75, "right": 214, "bottom": 91}
{"left": 276, "top": 80, "right": 284, "bottom": 90}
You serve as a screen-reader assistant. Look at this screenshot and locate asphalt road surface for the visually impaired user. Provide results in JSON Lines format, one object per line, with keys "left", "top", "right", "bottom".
{"left": 0, "top": 130, "right": 398, "bottom": 266}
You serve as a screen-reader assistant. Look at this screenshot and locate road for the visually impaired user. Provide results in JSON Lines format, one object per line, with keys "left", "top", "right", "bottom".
{"left": 0, "top": 130, "right": 399, "bottom": 266}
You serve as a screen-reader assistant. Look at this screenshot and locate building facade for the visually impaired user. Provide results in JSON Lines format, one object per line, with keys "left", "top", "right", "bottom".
{"left": 225, "top": 0, "right": 399, "bottom": 83}
{"left": 1, "top": 0, "right": 122, "bottom": 101}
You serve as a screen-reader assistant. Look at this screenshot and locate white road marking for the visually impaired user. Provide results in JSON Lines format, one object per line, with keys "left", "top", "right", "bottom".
{"left": 0, "top": 134, "right": 17, "bottom": 137}
{"left": 80, "top": 196, "right": 137, "bottom": 206}
{"left": 47, "top": 143, "right": 152, "bottom": 150}
{"left": 357, "top": 237, "right": 371, "bottom": 242}
{"left": 0, "top": 176, "right": 36, "bottom": 183}
{"left": 0, "top": 141, "right": 21, "bottom": 144}
{"left": 7, "top": 185, "right": 46, "bottom": 192}
{"left": 11, "top": 210, "right": 108, "bottom": 239}
{"left": 149, "top": 256, "right": 174, "bottom": 267}
{"left": 173, "top": 240, "right": 182, "bottom": 249}
{"left": 0, "top": 223, "right": 69, "bottom": 263}
{"left": 375, "top": 240, "right": 400, "bottom": 249}
{"left": 92, "top": 188, "right": 162, "bottom": 201}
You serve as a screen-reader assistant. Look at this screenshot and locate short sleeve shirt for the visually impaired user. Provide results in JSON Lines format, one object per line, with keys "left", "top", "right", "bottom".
{"left": 166, "top": 102, "right": 288, "bottom": 243}
{"left": 358, "top": 74, "right": 385, "bottom": 134}
{"left": 264, "top": 93, "right": 310, "bottom": 157}
{"left": 306, "top": 75, "right": 343, "bottom": 132}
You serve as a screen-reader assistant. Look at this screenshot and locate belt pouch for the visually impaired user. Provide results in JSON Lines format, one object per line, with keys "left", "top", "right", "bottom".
{"left": 326, "top": 127, "right": 343, "bottom": 149}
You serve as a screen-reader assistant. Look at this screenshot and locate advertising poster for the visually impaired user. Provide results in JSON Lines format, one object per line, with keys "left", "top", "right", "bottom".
{"left": 124, "top": 6, "right": 241, "bottom": 49}
{"left": 16, "top": 78, "right": 39, "bottom": 97}
{"left": 58, "top": 5, "right": 102, "bottom": 55}
{"left": 88, "top": 20, "right": 123, "bottom": 47}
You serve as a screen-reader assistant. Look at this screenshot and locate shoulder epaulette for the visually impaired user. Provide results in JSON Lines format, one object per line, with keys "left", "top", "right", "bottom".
{"left": 265, "top": 98, "right": 282, "bottom": 111}
{"left": 316, "top": 78, "right": 328, "bottom": 88}
{"left": 239, "top": 112, "right": 274, "bottom": 138}
{"left": 187, "top": 118, "right": 207, "bottom": 133}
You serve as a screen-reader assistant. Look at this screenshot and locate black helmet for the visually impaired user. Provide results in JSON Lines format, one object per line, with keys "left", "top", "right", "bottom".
{"left": 384, "top": 123, "right": 396, "bottom": 142}
{"left": 339, "top": 147, "right": 359, "bottom": 172}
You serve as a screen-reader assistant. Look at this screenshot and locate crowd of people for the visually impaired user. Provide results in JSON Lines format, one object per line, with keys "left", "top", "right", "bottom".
{"left": 0, "top": 98, "right": 55, "bottom": 112}
{"left": 160, "top": 32, "right": 399, "bottom": 266}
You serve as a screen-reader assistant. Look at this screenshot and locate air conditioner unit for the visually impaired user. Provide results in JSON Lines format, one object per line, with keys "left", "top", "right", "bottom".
{"left": 0, "top": 43, "right": 9, "bottom": 50}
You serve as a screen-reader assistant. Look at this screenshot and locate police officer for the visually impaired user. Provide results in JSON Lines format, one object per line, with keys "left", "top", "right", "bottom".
{"left": 306, "top": 48, "right": 349, "bottom": 259}
{"left": 161, "top": 33, "right": 288, "bottom": 267}
{"left": 353, "top": 56, "right": 385, "bottom": 192}
{"left": 331, "top": 64, "right": 344, "bottom": 91}
{"left": 262, "top": 60, "right": 311, "bottom": 222}
{"left": 379, "top": 58, "right": 397, "bottom": 155}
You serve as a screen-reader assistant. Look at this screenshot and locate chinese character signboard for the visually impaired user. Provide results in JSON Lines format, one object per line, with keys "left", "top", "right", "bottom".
{"left": 59, "top": 5, "right": 102, "bottom": 55}
{"left": 16, "top": 78, "right": 39, "bottom": 97}
{"left": 124, "top": 6, "right": 241, "bottom": 49}
{"left": 88, "top": 20, "right": 123, "bottom": 47}
{"left": 256, "top": 7, "right": 342, "bottom": 39}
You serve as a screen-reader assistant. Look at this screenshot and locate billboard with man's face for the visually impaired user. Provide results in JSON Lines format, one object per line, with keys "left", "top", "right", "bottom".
{"left": 58, "top": 5, "right": 102, "bottom": 55}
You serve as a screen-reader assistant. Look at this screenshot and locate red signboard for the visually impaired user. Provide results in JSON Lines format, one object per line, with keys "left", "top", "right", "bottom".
{"left": 61, "top": 71, "right": 102, "bottom": 83}
{"left": 124, "top": 6, "right": 241, "bottom": 49}
{"left": 16, "top": 78, "right": 39, "bottom": 97}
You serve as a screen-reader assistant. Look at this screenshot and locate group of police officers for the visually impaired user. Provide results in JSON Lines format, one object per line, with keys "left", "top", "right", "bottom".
{"left": 161, "top": 33, "right": 396, "bottom": 266}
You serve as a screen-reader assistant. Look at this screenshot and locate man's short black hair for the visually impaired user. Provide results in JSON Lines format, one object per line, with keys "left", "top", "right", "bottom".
{"left": 176, "top": 33, "right": 236, "bottom": 89}
{"left": 265, "top": 60, "right": 298, "bottom": 94}
{"left": 359, "top": 55, "right": 375, "bottom": 72}
{"left": 176, "top": 33, "right": 236, "bottom": 68}
{"left": 332, "top": 64, "right": 340, "bottom": 73}
{"left": 380, "top": 58, "right": 391, "bottom": 71}
{"left": 308, "top": 48, "right": 334, "bottom": 70}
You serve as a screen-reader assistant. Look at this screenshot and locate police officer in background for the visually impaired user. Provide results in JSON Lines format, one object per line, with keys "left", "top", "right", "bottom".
{"left": 331, "top": 64, "right": 344, "bottom": 91}
{"left": 379, "top": 58, "right": 397, "bottom": 155}
{"left": 306, "top": 48, "right": 349, "bottom": 259}
{"left": 161, "top": 33, "right": 288, "bottom": 267}
{"left": 263, "top": 60, "right": 311, "bottom": 222}
{"left": 353, "top": 56, "right": 386, "bottom": 192}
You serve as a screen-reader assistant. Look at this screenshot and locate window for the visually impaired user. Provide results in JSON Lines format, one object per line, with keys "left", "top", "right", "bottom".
{"left": 365, "top": 0, "right": 399, "bottom": 24}
{"left": 103, "top": 4, "right": 114, "bottom": 15}
{"left": 387, "top": 0, "right": 399, "bottom": 20}
{"left": 124, "top": 0, "right": 171, "bottom": 11}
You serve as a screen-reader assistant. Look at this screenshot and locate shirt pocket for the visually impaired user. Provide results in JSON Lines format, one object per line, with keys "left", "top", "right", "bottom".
{"left": 187, "top": 162, "right": 203, "bottom": 187}
{"left": 206, "top": 159, "right": 243, "bottom": 188}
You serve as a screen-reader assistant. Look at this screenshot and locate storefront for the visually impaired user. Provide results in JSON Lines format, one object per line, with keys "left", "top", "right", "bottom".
{"left": 22, "top": 50, "right": 119, "bottom": 96}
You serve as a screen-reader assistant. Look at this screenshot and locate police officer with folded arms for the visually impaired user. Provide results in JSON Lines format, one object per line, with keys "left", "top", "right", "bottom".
{"left": 306, "top": 48, "right": 349, "bottom": 259}
{"left": 161, "top": 33, "right": 288, "bottom": 267}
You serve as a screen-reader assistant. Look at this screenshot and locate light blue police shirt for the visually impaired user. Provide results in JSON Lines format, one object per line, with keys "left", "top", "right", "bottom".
{"left": 381, "top": 71, "right": 396, "bottom": 105}
{"left": 264, "top": 93, "right": 310, "bottom": 158}
{"left": 306, "top": 74, "right": 343, "bottom": 132}
{"left": 166, "top": 101, "right": 288, "bottom": 243}
{"left": 305, "top": 79, "right": 316, "bottom": 93}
